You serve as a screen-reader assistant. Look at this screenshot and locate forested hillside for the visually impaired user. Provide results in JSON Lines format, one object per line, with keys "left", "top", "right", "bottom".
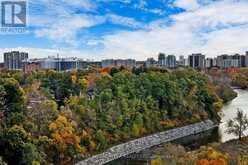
{"left": 0, "top": 68, "right": 222, "bottom": 164}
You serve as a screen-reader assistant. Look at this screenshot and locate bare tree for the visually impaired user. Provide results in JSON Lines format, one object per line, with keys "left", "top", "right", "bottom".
{"left": 226, "top": 109, "right": 248, "bottom": 140}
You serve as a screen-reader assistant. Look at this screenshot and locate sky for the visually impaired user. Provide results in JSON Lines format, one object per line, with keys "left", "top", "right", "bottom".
{"left": 1, "top": 0, "right": 248, "bottom": 61}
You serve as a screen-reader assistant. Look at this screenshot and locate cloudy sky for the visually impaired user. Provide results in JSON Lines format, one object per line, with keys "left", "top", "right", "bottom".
{"left": 0, "top": 0, "right": 248, "bottom": 61}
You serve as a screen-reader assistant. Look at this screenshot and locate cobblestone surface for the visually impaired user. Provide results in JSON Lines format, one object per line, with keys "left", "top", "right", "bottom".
{"left": 76, "top": 120, "right": 217, "bottom": 165}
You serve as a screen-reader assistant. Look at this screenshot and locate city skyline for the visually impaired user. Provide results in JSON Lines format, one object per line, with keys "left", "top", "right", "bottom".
{"left": 1, "top": 0, "right": 248, "bottom": 61}
{"left": 3, "top": 50, "right": 248, "bottom": 71}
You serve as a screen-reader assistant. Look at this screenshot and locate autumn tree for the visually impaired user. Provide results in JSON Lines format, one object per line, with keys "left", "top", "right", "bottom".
{"left": 49, "top": 115, "right": 85, "bottom": 164}
{"left": 226, "top": 109, "right": 248, "bottom": 140}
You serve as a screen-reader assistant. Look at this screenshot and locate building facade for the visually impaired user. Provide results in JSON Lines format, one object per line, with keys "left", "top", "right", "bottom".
{"left": 205, "top": 58, "right": 213, "bottom": 68}
{"left": 178, "top": 55, "right": 186, "bottom": 67}
{"left": 101, "top": 59, "right": 136, "bottom": 68}
{"left": 189, "top": 53, "right": 205, "bottom": 69}
{"left": 217, "top": 54, "right": 245, "bottom": 68}
{"left": 145, "top": 58, "right": 157, "bottom": 68}
{"left": 166, "top": 55, "right": 176, "bottom": 68}
{"left": 4, "top": 51, "right": 28, "bottom": 70}
{"left": 158, "top": 53, "right": 166, "bottom": 67}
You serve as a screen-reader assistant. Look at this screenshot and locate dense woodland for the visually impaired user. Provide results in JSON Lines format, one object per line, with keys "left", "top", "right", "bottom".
{"left": 231, "top": 68, "right": 248, "bottom": 89}
{"left": 0, "top": 68, "right": 224, "bottom": 164}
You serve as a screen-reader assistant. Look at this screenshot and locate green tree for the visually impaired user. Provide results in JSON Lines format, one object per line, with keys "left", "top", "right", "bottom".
{"left": 0, "top": 125, "right": 40, "bottom": 165}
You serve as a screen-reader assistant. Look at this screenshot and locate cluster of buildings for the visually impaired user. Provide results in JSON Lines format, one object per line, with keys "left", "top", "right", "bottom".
{"left": 2, "top": 51, "right": 101, "bottom": 72}
{"left": 2, "top": 51, "right": 248, "bottom": 72}
{"left": 146, "top": 52, "right": 248, "bottom": 69}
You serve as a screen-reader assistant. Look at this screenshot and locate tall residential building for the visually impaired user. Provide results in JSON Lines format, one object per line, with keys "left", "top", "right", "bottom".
{"left": 189, "top": 53, "right": 205, "bottom": 69}
{"left": 246, "top": 51, "right": 248, "bottom": 67}
{"left": 4, "top": 51, "right": 28, "bottom": 70}
{"left": 205, "top": 58, "right": 213, "bottom": 68}
{"left": 178, "top": 55, "right": 186, "bottom": 67}
{"left": 217, "top": 54, "right": 245, "bottom": 68}
{"left": 158, "top": 53, "right": 166, "bottom": 67}
{"left": 166, "top": 55, "right": 176, "bottom": 68}
{"left": 213, "top": 58, "right": 217, "bottom": 67}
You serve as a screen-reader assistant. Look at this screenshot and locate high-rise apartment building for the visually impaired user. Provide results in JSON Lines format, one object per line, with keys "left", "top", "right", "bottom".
{"left": 166, "top": 55, "right": 176, "bottom": 68}
{"left": 4, "top": 51, "right": 28, "bottom": 70}
{"left": 217, "top": 54, "right": 245, "bottom": 68}
{"left": 188, "top": 53, "right": 205, "bottom": 69}
{"left": 205, "top": 58, "right": 213, "bottom": 68}
{"left": 178, "top": 55, "right": 186, "bottom": 67}
{"left": 158, "top": 53, "right": 166, "bottom": 67}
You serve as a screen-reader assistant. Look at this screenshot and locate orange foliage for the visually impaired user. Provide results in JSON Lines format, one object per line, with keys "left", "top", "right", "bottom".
{"left": 195, "top": 159, "right": 210, "bottom": 165}
{"left": 209, "top": 158, "right": 227, "bottom": 165}
{"left": 86, "top": 73, "right": 98, "bottom": 87}
{"left": 49, "top": 115, "right": 84, "bottom": 154}
{"left": 160, "top": 120, "right": 177, "bottom": 128}
{"left": 195, "top": 158, "right": 227, "bottom": 165}
{"left": 100, "top": 67, "right": 111, "bottom": 74}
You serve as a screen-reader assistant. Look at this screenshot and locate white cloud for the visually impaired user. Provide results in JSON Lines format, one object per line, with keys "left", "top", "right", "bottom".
{"left": 106, "top": 14, "right": 144, "bottom": 28}
{"left": 65, "top": 0, "right": 96, "bottom": 10}
{"left": 34, "top": 15, "right": 105, "bottom": 46}
{"left": 96, "top": 0, "right": 248, "bottom": 60}
{"left": 6, "top": 0, "right": 248, "bottom": 61}
{"left": 174, "top": 0, "right": 200, "bottom": 11}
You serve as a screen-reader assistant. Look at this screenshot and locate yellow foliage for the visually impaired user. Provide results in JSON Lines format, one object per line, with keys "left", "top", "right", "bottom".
{"left": 78, "top": 78, "right": 89, "bottom": 88}
{"left": 49, "top": 115, "right": 83, "bottom": 156}
{"left": 213, "top": 100, "right": 223, "bottom": 112}
{"left": 89, "top": 140, "right": 97, "bottom": 151}
{"left": 71, "top": 75, "right": 77, "bottom": 84}
{"left": 207, "top": 148, "right": 227, "bottom": 160}
{"left": 151, "top": 158, "right": 164, "bottom": 165}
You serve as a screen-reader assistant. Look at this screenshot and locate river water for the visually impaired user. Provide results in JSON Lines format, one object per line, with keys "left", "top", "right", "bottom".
{"left": 219, "top": 89, "right": 248, "bottom": 142}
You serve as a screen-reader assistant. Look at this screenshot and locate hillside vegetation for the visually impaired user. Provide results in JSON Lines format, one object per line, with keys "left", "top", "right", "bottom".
{"left": 0, "top": 68, "right": 222, "bottom": 164}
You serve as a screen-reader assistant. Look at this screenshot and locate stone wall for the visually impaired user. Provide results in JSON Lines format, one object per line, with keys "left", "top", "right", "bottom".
{"left": 76, "top": 120, "right": 217, "bottom": 165}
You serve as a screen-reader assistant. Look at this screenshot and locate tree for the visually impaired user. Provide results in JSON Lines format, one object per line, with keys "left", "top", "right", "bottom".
{"left": 226, "top": 109, "right": 248, "bottom": 140}
{"left": 0, "top": 78, "right": 26, "bottom": 127}
{"left": 0, "top": 125, "right": 40, "bottom": 164}
{"left": 27, "top": 99, "right": 59, "bottom": 136}
{"left": 48, "top": 115, "right": 84, "bottom": 163}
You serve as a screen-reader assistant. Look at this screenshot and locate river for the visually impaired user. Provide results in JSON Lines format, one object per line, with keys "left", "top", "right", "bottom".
{"left": 219, "top": 89, "right": 248, "bottom": 142}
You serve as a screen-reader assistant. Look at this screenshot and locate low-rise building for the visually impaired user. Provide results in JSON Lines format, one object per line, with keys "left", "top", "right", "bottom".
{"left": 101, "top": 59, "right": 136, "bottom": 68}
{"left": 145, "top": 58, "right": 157, "bottom": 68}
{"left": 23, "top": 61, "right": 41, "bottom": 73}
